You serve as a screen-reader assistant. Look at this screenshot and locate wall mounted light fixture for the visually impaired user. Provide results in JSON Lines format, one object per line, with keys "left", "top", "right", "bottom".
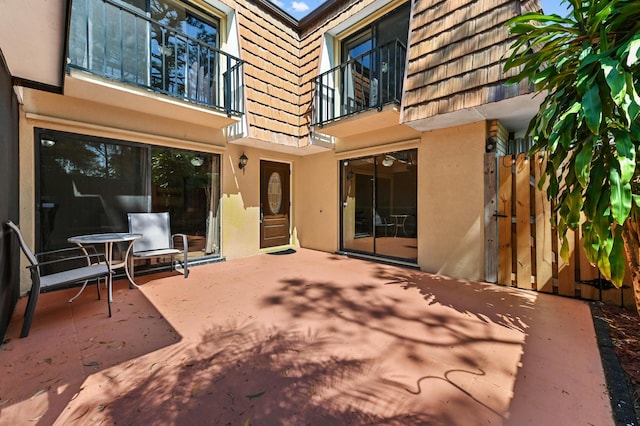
{"left": 239, "top": 152, "right": 248, "bottom": 174}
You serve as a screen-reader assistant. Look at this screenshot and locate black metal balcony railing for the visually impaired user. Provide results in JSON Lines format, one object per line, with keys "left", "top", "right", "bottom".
{"left": 313, "top": 39, "right": 406, "bottom": 127}
{"left": 68, "top": 0, "right": 243, "bottom": 116}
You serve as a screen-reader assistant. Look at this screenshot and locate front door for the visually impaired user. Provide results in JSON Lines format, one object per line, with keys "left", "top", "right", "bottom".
{"left": 260, "top": 160, "right": 290, "bottom": 248}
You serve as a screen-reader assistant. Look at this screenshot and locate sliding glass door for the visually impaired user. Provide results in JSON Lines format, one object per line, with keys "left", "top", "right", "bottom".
{"left": 36, "top": 129, "right": 220, "bottom": 264}
{"left": 341, "top": 149, "right": 417, "bottom": 262}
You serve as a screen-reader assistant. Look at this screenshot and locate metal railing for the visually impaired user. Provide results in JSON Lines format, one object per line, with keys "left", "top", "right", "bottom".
{"left": 68, "top": 0, "right": 244, "bottom": 116}
{"left": 313, "top": 39, "right": 406, "bottom": 126}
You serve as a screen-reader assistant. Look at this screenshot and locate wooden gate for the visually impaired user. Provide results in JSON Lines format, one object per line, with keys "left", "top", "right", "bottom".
{"left": 486, "top": 152, "right": 634, "bottom": 307}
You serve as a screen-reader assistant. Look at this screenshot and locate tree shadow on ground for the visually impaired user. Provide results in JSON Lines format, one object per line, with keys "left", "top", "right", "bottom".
{"left": 100, "top": 321, "right": 436, "bottom": 425}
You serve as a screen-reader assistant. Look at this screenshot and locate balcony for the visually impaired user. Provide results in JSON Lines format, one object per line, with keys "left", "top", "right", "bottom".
{"left": 67, "top": 0, "right": 243, "bottom": 118}
{"left": 313, "top": 39, "right": 406, "bottom": 131}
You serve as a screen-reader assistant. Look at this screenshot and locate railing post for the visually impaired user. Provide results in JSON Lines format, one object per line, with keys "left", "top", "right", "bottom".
{"left": 225, "top": 55, "right": 231, "bottom": 115}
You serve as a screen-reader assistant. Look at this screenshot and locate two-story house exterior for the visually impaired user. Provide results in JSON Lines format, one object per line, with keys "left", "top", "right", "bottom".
{"left": 0, "top": 0, "right": 542, "bottom": 316}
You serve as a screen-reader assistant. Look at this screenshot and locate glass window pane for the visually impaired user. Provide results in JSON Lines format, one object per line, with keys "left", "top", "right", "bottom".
{"left": 151, "top": 148, "right": 220, "bottom": 256}
{"left": 37, "top": 130, "right": 221, "bottom": 263}
{"left": 38, "top": 132, "right": 148, "bottom": 251}
{"left": 342, "top": 157, "right": 374, "bottom": 254}
{"left": 340, "top": 149, "right": 417, "bottom": 262}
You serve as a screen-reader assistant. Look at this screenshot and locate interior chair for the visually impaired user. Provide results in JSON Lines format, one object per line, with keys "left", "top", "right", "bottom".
{"left": 127, "top": 212, "right": 189, "bottom": 285}
{"left": 374, "top": 212, "right": 394, "bottom": 237}
{"left": 4, "top": 220, "right": 112, "bottom": 338}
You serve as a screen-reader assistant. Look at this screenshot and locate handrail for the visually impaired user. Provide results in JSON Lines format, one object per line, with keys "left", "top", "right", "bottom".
{"left": 313, "top": 39, "right": 406, "bottom": 126}
{"left": 68, "top": 0, "right": 244, "bottom": 115}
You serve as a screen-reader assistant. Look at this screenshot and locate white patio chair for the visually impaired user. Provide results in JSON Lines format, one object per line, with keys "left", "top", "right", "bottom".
{"left": 4, "top": 220, "right": 112, "bottom": 338}
{"left": 127, "top": 212, "right": 189, "bottom": 285}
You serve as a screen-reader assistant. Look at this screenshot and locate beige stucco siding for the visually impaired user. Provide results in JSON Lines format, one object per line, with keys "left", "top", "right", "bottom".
{"left": 418, "top": 120, "right": 486, "bottom": 281}
{"left": 220, "top": 145, "right": 299, "bottom": 259}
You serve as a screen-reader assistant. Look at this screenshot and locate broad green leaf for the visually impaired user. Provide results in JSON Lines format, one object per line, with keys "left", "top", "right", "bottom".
{"left": 609, "top": 227, "right": 626, "bottom": 287}
{"left": 609, "top": 168, "right": 632, "bottom": 225}
{"left": 566, "top": 187, "right": 583, "bottom": 228}
{"left": 584, "top": 161, "right": 606, "bottom": 218}
{"left": 582, "top": 85, "right": 602, "bottom": 134}
{"left": 581, "top": 223, "right": 597, "bottom": 263}
{"left": 574, "top": 137, "right": 593, "bottom": 187}
{"left": 626, "top": 35, "right": 640, "bottom": 66}
{"left": 601, "top": 58, "right": 626, "bottom": 105}
{"left": 614, "top": 132, "right": 636, "bottom": 184}
{"left": 559, "top": 235, "right": 570, "bottom": 263}
{"left": 597, "top": 244, "right": 612, "bottom": 280}
{"left": 593, "top": 191, "right": 612, "bottom": 240}
{"left": 558, "top": 102, "right": 582, "bottom": 121}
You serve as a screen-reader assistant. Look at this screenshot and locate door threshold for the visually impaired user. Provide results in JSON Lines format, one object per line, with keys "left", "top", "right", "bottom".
{"left": 336, "top": 251, "right": 419, "bottom": 269}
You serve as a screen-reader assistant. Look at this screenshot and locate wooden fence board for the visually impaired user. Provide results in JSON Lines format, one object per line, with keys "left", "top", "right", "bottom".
{"left": 534, "top": 154, "right": 553, "bottom": 292}
{"left": 556, "top": 228, "right": 576, "bottom": 296}
{"left": 493, "top": 153, "right": 634, "bottom": 308}
{"left": 497, "top": 155, "right": 513, "bottom": 286}
{"left": 515, "top": 154, "right": 532, "bottom": 289}
{"left": 484, "top": 153, "right": 498, "bottom": 283}
{"left": 577, "top": 225, "right": 601, "bottom": 301}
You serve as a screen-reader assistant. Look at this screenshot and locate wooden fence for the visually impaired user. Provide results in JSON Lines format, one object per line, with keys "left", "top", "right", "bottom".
{"left": 485, "top": 152, "right": 634, "bottom": 308}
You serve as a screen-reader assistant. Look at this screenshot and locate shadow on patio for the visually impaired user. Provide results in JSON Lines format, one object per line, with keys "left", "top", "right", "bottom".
{"left": 0, "top": 249, "right": 613, "bottom": 425}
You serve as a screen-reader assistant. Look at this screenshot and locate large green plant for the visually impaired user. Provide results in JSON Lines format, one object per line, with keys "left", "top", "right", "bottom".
{"left": 504, "top": 0, "right": 640, "bottom": 313}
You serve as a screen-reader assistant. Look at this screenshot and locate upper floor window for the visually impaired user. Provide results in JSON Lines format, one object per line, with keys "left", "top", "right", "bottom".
{"left": 313, "top": 2, "right": 410, "bottom": 126}
{"left": 68, "top": 0, "right": 243, "bottom": 114}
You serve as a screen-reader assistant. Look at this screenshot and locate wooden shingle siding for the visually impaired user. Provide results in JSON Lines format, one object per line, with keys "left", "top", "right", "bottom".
{"left": 233, "top": 0, "right": 302, "bottom": 141}
{"left": 221, "top": 0, "right": 537, "bottom": 144}
{"left": 403, "top": 0, "right": 541, "bottom": 123}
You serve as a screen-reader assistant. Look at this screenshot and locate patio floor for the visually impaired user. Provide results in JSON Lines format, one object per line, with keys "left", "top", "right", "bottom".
{"left": 0, "top": 248, "right": 613, "bottom": 425}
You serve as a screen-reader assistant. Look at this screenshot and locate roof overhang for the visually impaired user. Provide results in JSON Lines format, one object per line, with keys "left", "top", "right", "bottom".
{"left": 313, "top": 103, "right": 403, "bottom": 138}
{"left": 404, "top": 93, "right": 544, "bottom": 136}
{"left": 0, "top": 0, "right": 68, "bottom": 90}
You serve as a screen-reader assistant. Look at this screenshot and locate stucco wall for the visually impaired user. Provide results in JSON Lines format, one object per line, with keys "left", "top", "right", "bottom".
{"left": 17, "top": 89, "right": 302, "bottom": 292}
{"left": 219, "top": 145, "right": 298, "bottom": 259}
{"left": 418, "top": 120, "right": 486, "bottom": 281}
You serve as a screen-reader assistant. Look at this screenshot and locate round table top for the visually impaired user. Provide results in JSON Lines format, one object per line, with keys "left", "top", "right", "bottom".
{"left": 68, "top": 232, "right": 143, "bottom": 244}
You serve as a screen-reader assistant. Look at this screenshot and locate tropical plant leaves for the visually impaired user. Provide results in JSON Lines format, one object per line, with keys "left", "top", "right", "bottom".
{"left": 505, "top": 2, "right": 640, "bottom": 289}
{"left": 610, "top": 167, "right": 632, "bottom": 225}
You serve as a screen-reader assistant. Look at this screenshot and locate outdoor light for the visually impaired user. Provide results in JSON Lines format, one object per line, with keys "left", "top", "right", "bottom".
{"left": 41, "top": 138, "right": 56, "bottom": 147}
{"left": 239, "top": 152, "right": 248, "bottom": 174}
{"left": 382, "top": 156, "right": 394, "bottom": 167}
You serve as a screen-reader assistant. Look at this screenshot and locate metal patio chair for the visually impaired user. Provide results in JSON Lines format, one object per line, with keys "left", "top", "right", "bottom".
{"left": 127, "top": 212, "right": 189, "bottom": 285}
{"left": 374, "top": 212, "right": 394, "bottom": 237}
{"left": 4, "top": 220, "right": 112, "bottom": 338}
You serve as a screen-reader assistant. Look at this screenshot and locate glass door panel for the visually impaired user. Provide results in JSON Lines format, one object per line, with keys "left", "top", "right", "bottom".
{"left": 342, "top": 157, "right": 374, "bottom": 254}
{"left": 37, "top": 129, "right": 221, "bottom": 262}
{"left": 340, "top": 149, "right": 417, "bottom": 262}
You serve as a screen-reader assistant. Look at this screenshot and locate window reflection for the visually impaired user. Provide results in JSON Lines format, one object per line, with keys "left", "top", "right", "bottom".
{"left": 37, "top": 129, "right": 220, "bottom": 263}
{"left": 341, "top": 149, "right": 417, "bottom": 262}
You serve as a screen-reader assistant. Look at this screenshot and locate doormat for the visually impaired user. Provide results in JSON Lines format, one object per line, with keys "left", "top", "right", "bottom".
{"left": 267, "top": 248, "right": 297, "bottom": 255}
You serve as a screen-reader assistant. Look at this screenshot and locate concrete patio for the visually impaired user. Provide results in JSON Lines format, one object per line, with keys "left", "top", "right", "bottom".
{"left": 0, "top": 248, "right": 613, "bottom": 425}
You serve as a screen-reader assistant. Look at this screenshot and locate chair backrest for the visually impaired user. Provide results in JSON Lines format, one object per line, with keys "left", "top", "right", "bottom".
{"left": 5, "top": 220, "right": 38, "bottom": 266}
{"left": 128, "top": 212, "right": 172, "bottom": 253}
{"left": 374, "top": 212, "right": 384, "bottom": 225}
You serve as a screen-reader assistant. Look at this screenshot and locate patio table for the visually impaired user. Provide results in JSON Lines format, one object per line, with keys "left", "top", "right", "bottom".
{"left": 68, "top": 232, "right": 142, "bottom": 303}
{"left": 390, "top": 214, "right": 409, "bottom": 237}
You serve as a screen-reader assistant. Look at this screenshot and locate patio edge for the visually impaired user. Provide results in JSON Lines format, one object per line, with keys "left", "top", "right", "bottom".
{"left": 590, "top": 302, "right": 639, "bottom": 426}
